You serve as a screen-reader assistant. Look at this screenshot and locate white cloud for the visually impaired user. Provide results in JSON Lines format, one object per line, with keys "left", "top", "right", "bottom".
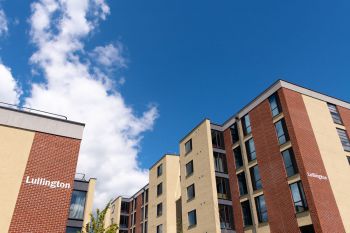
{"left": 26, "top": 0, "right": 158, "bottom": 208}
{"left": 91, "top": 43, "right": 127, "bottom": 68}
{"left": 0, "top": 64, "right": 20, "bottom": 105}
{"left": 0, "top": 9, "right": 8, "bottom": 36}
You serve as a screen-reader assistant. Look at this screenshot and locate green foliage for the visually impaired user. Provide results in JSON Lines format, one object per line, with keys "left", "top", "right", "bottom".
{"left": 81, "top": 201, "right": 118, "bottom": 233}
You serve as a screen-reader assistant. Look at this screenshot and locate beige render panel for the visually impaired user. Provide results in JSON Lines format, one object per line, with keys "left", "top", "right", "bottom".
{"left": 179, "top": 120, "right": 221, "bottom": 233}
{"left": 104, "top": 197, "right": 122, "bottom": 231}
{"left": 149, "top": 155, "right": 180, "bottom": 233}
{"left": 0, "top": 125, "right": 35, "bottom": 233}
{"left": 83, "top": 178, "right": 97, "bottom": 228}
{"left": 302, "top": 95, "right": 350, "bottom": 232}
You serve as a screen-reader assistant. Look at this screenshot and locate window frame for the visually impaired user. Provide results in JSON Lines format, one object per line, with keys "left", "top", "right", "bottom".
{"left": 157, "top": 164, "right": 163, "bottom": 177}
{"left": 216, "top": 177, "right": 231, "bottom": 200}
{"left": 185, "top": 139, "right": 193, "bottom": 154}
{"left": 337, "top": 128, "right": 350, "bottom": 152}
{"left": 250, "top": 165, "right": 262, "bottom": 191}
{"left": 281, "top": 148, "right": 298, "bottom": 177}
{"left": 241, "top": 200, "right": 253, "bottom": 227}
{"left": 213, "top": 152, "right": 228, "bottom": 173}
{"left": 187, "top": 184, "right": 195, "bottom": 201}
{"left": 242, "top": 114, "right": 252, "bottom": 136}
{"left": 156, "top": 224, "right": 163, "bottom": 233}
{"left": 233, "top": 146, "right": 243, "bottom": 169}
{"left": 237, "top": 172, "right": 248, "bottom": 196}
{"left": 219, "top": 204, "right": 235, "bottom": 230}
{"left": 156, "top": 202, "right": 163, "bottom": 217}
{"left": 186, "top": 160, "right": 194, "bottom": 177}
{"left": 290, "top": 181, "right": 308, "bottom": 213}
{"left": 245, "top": 138, "right": 257, "bottom": 162}
{"left": 230, "top": 122, "right": 239, "bottom": 144}
{"left": 157, "top": 183, "right": 163, "bottom": 196}
{"left": 328, "top": 103, "right": 343, "bottom": 125}
{"left": 255, "top": 195, "right": 268, "bottom": 223}
{"left": 212, "top": 129, "right": 225, "bottom": 149}
{"left": 274, "top": 118, "right": 290, "bottom": 145}
{"left": 68, "top": 190, "right": 87, "bottom": 220}
{"left": 188, "top": 209, "right": 197, "bottom": 227}
{"left": 268, "top": 93, "right": 282, "bottom": 117}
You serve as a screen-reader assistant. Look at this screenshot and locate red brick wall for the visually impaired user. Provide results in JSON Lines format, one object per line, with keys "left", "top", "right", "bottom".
{"left": 135, "top": 194, "right": 142, "bottom": 233}
{"left": 279, "top": 88, "right": 345, "bottom": 233}
{"left": 249, "top": 98, "right": 300, "bottom": 233}
{"left": 8, "top": 132, "right": 81, "bottom": 233}
{"left": 338, "top": 106, "right": 350, "bottom": 140}
{"left": 223, "top": 128, "right": 244, "bottom": 233}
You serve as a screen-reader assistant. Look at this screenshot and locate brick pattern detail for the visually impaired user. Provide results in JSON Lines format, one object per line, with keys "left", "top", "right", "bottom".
{"left": 8, "top": 132, "right": 81, "bottom": 233}
{"left": 338, "top": 106, "right": 350, "bottom": 140}
{"left": 279, "top": 88, "right": 345, "bottom": 233}
{"left": 249, "top": 98, "right": 300, "bottom": 233}
{"left": 223, "top": 129, "right": 244, "bottom": 233}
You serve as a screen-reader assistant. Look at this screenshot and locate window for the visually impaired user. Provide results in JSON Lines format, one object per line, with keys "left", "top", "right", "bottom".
{"left": 187, "top": 184, "right": 195, "bottom": 200}
{"left": 133, "top": 198, "right": 137, "bottom": 210}
{"left": 241, "top": 200, "right": 253, "bottom": 226}
{"left": 219, "top": 204, "right": 235, "bottom": 230}
{"left": 157, "top": 203, "right": 163, "bottom": 217}
{"left": 269, "top": 93, "right": 282, "bottom": 117}
{"left": 145, "top": 205, "right": 148, "bottom": 219}
{"left": 121, "top": 201, "right": 129, "bottom": 213}
{"left": 216, "top": 177, "right": 231, "bottom": 200}
{"left": 337, "top": 128, "right": 350, "bottom": 152}
{"left": 111, "top": 204, "right": 115, "bottom": 214}
{"left": 281, "top": 149, "right": 298, "bottom": 177}
{"left": 237, "top": 172, "right": 248, "bottom": 196}
{"left": 186, "top": 160, "right": 194, "bottom": 177}
{"left": 156, "top": 224, "right": 163, "bottom": 233}
{"left": 233, "top": 146, "right": 243, "bottom": 168}
{"left": 250, "top": 165, "right": 262, "bottom": 190}
{"left": 68, "top": 190, "right": 87, "bottom": 220}
{"left": 66, "top": 227, "right": 82, "bottom": 233}
{"left": 255, "top": 195, "right": 268, "bottom": 223}
{"left": 157, "top": 164, "right": 163, "bottom": 177}
{"left": 141, "top": 207, "right": 144, "bottom": 220}
{"left": 214, "top": 152, "right": 228, "bottom": 173}
{"left": 347, "top": 156, "right": 350, "bottom": 165}
{"left": 144, "top": 221, "right": 148, "bottom": 233}
{"left": 245, "top": 138, "right": 256, "bottom": 161}
{"left": 145, "top": 189, "right": 149, "bottom": 203}
{"left": 328, "top": 103, "right": 343, "bottom": 125}
{"left": 188, "top": 210, "right": 197, "bottom": 227}
{"left": 133, "top": 213, "right": 136, "bottom": 225}
{"left": 275, "top": 119, "right": 289, "bottom": 145}
{"left": 185, "top": 139, "right": 192, "bottom": 154}
{"left": 230, "top": 123, "right": 239, "bottom": 143}
{"left": 242, "top": 114, "right": 252, "bottom": 135}
{"left": 157, "top": 183, "right": 163, "bottom": 196}
{"left": 119, "top": 215, "right": 128, "bottom": 228}
{"left": 290, "top": 181, "right": 308, "bottom": 213}
{"left": 212, "top": 130, "right": 225, "bottom": 149}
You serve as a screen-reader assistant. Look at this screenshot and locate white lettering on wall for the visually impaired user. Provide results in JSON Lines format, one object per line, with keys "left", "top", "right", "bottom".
{"left": 25, "top": 176, "right": 71, "bottom": 189}
{"left": 307, "top": 172, "right": 328, "bottom": 181}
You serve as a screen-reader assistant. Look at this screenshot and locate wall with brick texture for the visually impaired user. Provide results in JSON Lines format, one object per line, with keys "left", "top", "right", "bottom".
{"left": 249, "top": 97, "right": 300, "bottom": 233}
{"left": 8, "top": 132, "right": 81, "bottom": 233}
{"left": 279, "top": 88, "right": 345, "bottom": 233}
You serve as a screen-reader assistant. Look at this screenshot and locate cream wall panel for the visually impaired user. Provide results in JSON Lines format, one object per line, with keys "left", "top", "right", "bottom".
{"left": 0, "top": 126, "right": 34, "bottom": 233}
{"left": 303, "top": 95, "right": 350, "bottom": 232}
{"left": 179, "top": 120, "right": 221, "bottom": 233}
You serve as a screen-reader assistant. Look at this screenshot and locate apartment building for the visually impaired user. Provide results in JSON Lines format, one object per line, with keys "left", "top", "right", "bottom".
{"left": 0, "top": 104, "right": 94, "bottom": 233}
{"left": 106, "top": 80, "right": 350, "bottom": 233}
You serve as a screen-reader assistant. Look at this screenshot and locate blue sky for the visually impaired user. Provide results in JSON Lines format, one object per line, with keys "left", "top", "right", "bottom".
{"left": 0, "top": 0, "right": 350, "bottom": 203}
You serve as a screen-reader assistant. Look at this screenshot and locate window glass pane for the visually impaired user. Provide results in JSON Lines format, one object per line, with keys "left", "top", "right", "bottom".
{"left": 186, "top": 160, "right": 194, "bottom": 176}
{"left": 290, "top": 182, "right": 308, "bottom": 213}
{"left": 66, "top": 227, "right": 81, "bottom": 233}
{"left": 120, "top": 215, "right": 128, "bottom": 228}
{"left": 242, "top": 115, "right": 251, "bottom": 135}
{"left": 216, "top": 177, "right": 231, "bottom": 200}
{"left": 281, "top": 149, "right": 298, "bottom": 177}
{"left": 337, "top": 128, "right": 350, "bottom": 151}
{"left": 245, "top": 138, "right": 256, "bottom": 161}
{"left": 275, "top": 119, "right": 289, "bottom": 145}
{"left": 212, "top": 130, "right": 225, "bottom": 149}
{"left": 157, "top": 203, "right": 162, "bottom": 217}
{"left": 68, "top": 190, "right": 87, "bottom": 220}
{"left": 255, "top": 195, "right": 268, "bottom": 223}
{"left": 157, "top": 164, "right": 163, "bottom": 177}
{"left": 188, "top": 210, "right": 197, "bottom": 227}
{"left": 328, "top": 103, "right": 343, "bottom": 125}
{"left": 269, "top": 94, "right": 281, "bottom": 117}
{"left": 230, "top": 123, "right": 239, "bottom": 143}
{"left": 157, "top": 224, "right": 163, "bottom": 233}
{"left": 185, "top": 139, "right": 192, "bottom": 154}
{"left": 214, "top": 152, "right": 228, "bottom": 173}
{"left": 187, "top": 184, "right": 195, "bottom": 200}
{"left": 241, "top": 200, "right": 253, "bottom": 226}
{"left": 250, "top": 165, "right": 262, "bottom": 190}
{"left": 347, "top": 156, "right": 350, "bottom": 165}
{"left": 233, "top": 146, "right": 243, "bottom": 168}
{"left": 219, "top": 204, "right": 235, "bottom": 230}
{"left": 237, "top": 172, "right": 248, "bottom": 196}
{"left": 157, "top": 183, "right": 163, "bottom": 196}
